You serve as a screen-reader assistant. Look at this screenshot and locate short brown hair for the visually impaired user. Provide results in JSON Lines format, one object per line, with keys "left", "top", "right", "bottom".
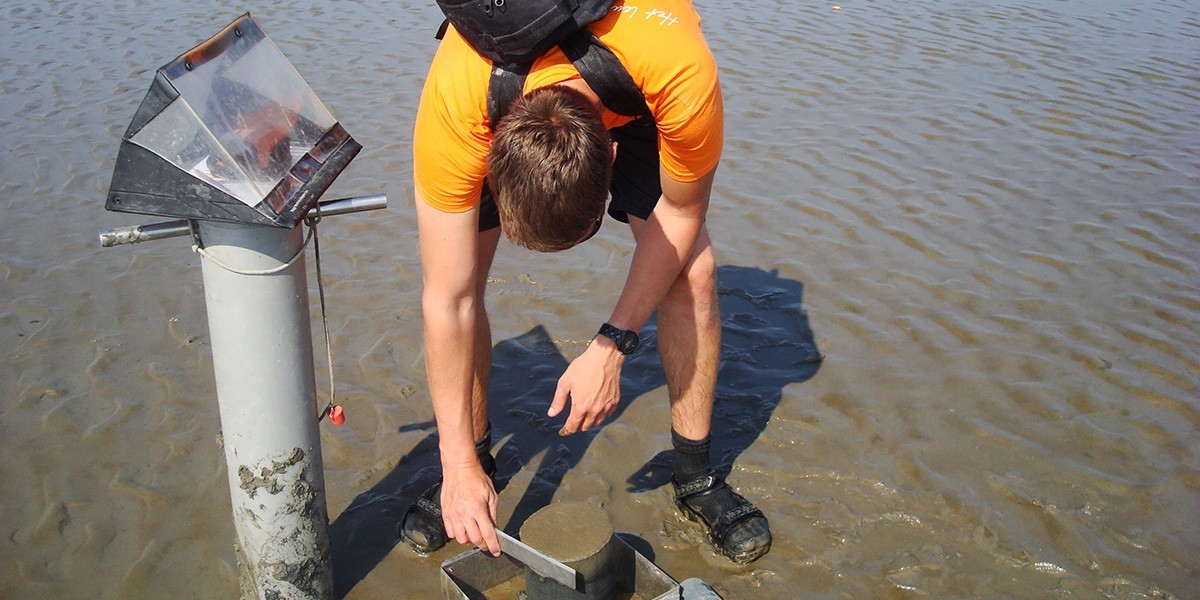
{"left": 488, "top": 85, "right": 611, "bottom": 252}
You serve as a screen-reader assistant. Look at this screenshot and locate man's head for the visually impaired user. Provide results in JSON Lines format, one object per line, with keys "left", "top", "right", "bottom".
{"left": 488, "top": 85, "right": 612, "bottom": 252}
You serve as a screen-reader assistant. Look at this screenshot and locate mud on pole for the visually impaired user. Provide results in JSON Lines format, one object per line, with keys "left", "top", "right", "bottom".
{"left": 197, "top": 220, "right": 332, "bottom": 599}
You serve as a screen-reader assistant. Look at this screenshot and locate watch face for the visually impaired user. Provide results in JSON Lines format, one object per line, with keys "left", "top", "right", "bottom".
{"left": 618, "top": 330, "right": 639, "bottom": 354}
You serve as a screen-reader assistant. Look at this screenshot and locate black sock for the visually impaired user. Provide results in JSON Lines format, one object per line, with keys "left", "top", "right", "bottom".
{"left": 475, "top": 423, "right": 496, "bottom": 476}
{"left": 474, "top": 424, "right": 492, "bottom": 457}
{"left": 672, "top": 428, "right": 711, "bottom": 483}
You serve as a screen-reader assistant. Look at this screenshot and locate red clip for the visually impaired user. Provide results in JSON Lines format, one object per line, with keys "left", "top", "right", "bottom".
{"left": 329, "top": 404, "right": 345, "bottom": 426}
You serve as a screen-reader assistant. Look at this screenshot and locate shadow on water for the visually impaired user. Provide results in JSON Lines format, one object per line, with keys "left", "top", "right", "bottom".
{"left": 330, "top": 265, "right": 821, "bottom": 597}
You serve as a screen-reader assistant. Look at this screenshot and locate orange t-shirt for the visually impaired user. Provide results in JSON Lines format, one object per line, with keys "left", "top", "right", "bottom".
{"left": 413, "top": 0, "right": 723, "bottom": 213}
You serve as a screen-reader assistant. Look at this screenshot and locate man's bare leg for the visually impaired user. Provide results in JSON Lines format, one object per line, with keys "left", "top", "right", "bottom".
{"left": 470, "top": 227, "right": 502, "bottom": 440}
{"left": 628, "top": 218, "right": 719, "bottom": 436}
{"left": 629, "top": 219, "right": 772, "bottom": 564}
{"left": 660, "top": 232, "right": 720, "bottom": 440}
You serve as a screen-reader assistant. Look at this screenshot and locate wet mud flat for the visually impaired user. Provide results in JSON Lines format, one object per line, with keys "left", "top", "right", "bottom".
{"left": 2, "top": 0, "right": 1198, "bottom": 598}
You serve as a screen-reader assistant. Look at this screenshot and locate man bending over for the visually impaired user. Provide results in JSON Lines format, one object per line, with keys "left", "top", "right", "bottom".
{"left": 402, "top": 0, "right": 772, "bottom": 565}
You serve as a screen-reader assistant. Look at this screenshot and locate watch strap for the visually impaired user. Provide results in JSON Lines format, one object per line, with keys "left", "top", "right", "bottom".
{"left": 598, "top": 322, "right": 638, "bottom": 355}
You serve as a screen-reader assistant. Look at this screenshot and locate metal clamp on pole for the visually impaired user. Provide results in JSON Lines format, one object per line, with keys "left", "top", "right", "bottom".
{"left": 98, "top": 194, "right": 388, "bottom": 248}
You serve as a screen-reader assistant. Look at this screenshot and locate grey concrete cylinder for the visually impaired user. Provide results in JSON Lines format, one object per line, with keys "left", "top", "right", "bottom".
{"left": 520, "top": 502, "right": 617, "bottom": 600}
{"left": 197, "top": 221, "right": 333, "bottom": 599}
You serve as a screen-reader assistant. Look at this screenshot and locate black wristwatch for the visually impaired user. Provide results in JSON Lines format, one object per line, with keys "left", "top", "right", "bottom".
{"left": 597, "top": 323, "right": 639, "bottom": 355}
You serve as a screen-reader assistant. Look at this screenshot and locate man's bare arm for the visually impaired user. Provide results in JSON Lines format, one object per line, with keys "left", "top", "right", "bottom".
{"left": 414, "top": 193, "right": 501, "bottom": 555}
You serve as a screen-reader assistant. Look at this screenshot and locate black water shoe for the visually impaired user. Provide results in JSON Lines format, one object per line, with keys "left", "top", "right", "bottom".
{"left": 399, "top": 452, "right": 497, "bottom": 554}
{"left": 673, "top": 471, "right": 772, "bottom": 564}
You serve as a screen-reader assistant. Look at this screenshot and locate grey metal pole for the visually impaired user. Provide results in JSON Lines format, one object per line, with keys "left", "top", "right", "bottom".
{"left": 196, "top": 220, "right": 332, "bottom": 600}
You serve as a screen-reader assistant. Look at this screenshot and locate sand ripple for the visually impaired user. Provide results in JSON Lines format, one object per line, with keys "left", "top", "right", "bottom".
{"left": 1, "top": 0, "right": 1196, "bottom": 598}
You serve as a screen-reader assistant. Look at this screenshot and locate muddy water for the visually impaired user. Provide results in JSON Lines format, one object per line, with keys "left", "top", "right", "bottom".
{"left": 1, "top": 0, "right": 1196, "bottom": 598}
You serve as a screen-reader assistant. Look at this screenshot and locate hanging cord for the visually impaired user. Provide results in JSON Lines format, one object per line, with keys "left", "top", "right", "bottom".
{"left": 189, "top": 209, "right": 343, "bottom": 425}
{"left": 306, "top": 209, "right": 343, "bottom": 424}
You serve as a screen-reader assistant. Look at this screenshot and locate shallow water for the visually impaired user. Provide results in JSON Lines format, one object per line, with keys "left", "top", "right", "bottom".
{"left": 1, "top": 0, "right": 1197, "bottom": 598}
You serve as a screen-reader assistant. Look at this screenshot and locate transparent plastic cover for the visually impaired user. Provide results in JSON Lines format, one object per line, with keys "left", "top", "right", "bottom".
{"left": 129, "top": 23, "right": 336, "bottom": 206}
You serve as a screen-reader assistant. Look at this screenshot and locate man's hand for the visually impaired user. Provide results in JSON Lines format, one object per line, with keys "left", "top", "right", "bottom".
{"left": 549, "top": 337, "right": 625, "bottom": 435}
{"left": 440, "top": 462, "right": 500, "bottom": 556}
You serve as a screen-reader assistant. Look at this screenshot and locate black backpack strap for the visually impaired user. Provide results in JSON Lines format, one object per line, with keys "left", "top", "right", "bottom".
{"left": 559, "top": 30, "right": 651, "bottom": 121}
{"left": 487, "top": 62, "right": 532, "bottom": 130}
{"left": 483, "top": 30, "right": 650, "bottom": 131}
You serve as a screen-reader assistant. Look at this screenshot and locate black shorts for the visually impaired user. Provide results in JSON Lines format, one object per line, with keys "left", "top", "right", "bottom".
{"left": 478, "top": 118, "right": 661, "bottom": 232}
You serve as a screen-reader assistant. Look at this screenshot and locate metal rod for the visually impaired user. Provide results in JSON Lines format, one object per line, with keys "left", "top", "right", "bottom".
{"left": 197, "top": 221, "right": 333, "bottom": 599}
{"left": 98, "top": 194, "right": 387, "bottom": 247}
